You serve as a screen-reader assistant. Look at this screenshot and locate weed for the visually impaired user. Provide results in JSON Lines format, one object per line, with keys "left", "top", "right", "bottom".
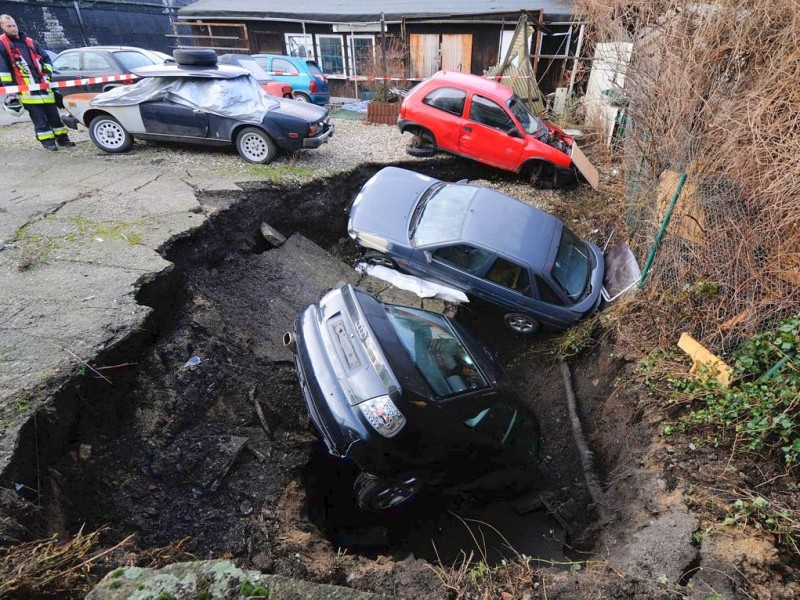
{"left": 109, "top": 580, "right": 122, "bottom": 589}
{"left": 468, "top": 560, "right": 490, "bottom": 583}
{"left": 724, "top": 495, "right": 798, "bottom": 554}
{"left": 213, "top": 162, "right": 317, "bottom": 181}
{"left": 110, "top": 568, "right": 124, "bottom": 578}
{"left": 240, "top": 580, "right": 269, "bottom": 598}
{"left": 14, "top": 398, "right": 29, "bottom": 413}
{"left": 555, "top": 314, "right": 601, "bottom": 360}
{"left": 155, "top": 593, "right": 176, "bottom": 600}
{"left": 677, "top": 315, "right": 799, "bottom": 464}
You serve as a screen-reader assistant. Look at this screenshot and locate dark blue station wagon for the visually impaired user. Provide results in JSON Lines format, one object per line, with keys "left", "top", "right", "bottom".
{"left": 348, "top": 167, "right": 607, "bottom": 333}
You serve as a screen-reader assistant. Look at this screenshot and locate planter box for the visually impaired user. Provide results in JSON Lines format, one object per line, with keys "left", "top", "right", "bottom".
{"left": 366, "top": 101, "right": 400, "bottom": 125}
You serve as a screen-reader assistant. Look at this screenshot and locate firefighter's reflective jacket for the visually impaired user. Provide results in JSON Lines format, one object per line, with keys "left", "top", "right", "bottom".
{"left": 0, "top": 32, "right": 56, "bottom": 104}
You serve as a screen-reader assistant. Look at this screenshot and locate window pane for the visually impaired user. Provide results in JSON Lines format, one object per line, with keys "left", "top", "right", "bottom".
{"left": 54, "top": 52, "right": 80, "bottom": 71}
{"left": 469, "top": 95, "right": 514, "bottom": 130}
{"left": 486, "top": 258, "right": 532, "bottom": 296}
{"left": 83, "top": 52, "right": 113, "bottom": 71}
{"left": 113, "top": 51, "right": 154, "bottom": 71}
{"left": 413, "top": 184, "right": 477, "bottom": 246}
{"left": 535, "top": 276, "right": 564, "bottom": 305}
{"left": 433, "top": 245, "right": 491, "bottom": 274}
{"left": 423, "top": 87, "right": 466, "bottom": 116}
{"left": 351, "top": 37, "right": 374, "bottom": 75}
{"left": 552, "top": 228, "right": 591, "bottom": 300}
{"left": 273, "top": 58, "right": 299, "bottom": 75}
{"left": 286, "top": 34, "right": 313, "bottom": 59}
{"left": 385, "top": 305, "right": 487, "bottom": 399}
{"left": 317, "top": 36, "right": 344, "bottom": 75}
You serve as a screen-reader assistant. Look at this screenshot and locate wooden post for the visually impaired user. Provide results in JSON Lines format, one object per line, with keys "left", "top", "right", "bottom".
{"left": 381, "top": 12, "right": 388, "bottom": 101}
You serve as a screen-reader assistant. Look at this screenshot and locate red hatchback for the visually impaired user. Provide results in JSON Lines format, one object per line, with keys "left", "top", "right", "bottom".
{"left": 398, "top": 71, "right": 597, "bottom": 188}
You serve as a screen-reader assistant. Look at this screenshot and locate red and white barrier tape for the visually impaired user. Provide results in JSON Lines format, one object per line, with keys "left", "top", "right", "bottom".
{"left": 1, "top": 70, "right": 536, "bottom": 94}
{"left": 0, "top": 73, "right": 138, "bottom": 95}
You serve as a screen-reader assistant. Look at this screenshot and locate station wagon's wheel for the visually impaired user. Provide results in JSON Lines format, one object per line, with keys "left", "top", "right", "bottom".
{"left": 363, "top": 250, "right": 397, "bottom": 269}
{"left": 89, "top": 114, "right": 133, "bottom": 153}
{"left": 354, "top": 472, "right": 421, "bottom": 511}
{"left": 294, "top": 92, "right": 311, "bottom": 103}
{"left": 503, "top": 313, "right": 540, "bottom": 335}
{"left": 236, "top": 127, "right": 277, "bottom": 164}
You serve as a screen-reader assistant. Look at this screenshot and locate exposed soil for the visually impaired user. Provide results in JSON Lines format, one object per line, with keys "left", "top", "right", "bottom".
{"left": 5, "top": 158, "right": 790, "bottom": 599}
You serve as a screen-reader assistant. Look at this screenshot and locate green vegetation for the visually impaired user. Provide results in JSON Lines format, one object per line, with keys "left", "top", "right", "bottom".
{"left": 110, "top": 568, "right": 125, "bottom": 578}
{"left": 240, "top": 580, "right": 270, "bottom": 598}
{"left": 725, "top": 496, "right": 798, "bottom": 554}
{"left": 212, "top": 161, "right": 317, "bottom": 181}
{"left": 109, "top": 580, "right": 122, "bottom": 589}
{"left": 674, "top": 316, "right": 799, "bottom": 464}
{"left": 155, "top": 593, "right": 176, "bottom": 600}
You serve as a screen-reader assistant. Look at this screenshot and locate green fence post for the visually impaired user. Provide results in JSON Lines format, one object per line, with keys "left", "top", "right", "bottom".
{"left": 638, "top": 172, "right": 687, "bottom": 288}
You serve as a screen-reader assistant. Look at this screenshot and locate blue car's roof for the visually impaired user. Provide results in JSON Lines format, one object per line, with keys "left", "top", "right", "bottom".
{"left": 460, "top": 187, "right": 560, "bottom": 267}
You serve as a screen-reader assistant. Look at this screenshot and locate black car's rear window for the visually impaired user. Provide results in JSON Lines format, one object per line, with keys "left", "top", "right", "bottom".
{"left": 384, "top": 305, "right": 487, "bottom": 399}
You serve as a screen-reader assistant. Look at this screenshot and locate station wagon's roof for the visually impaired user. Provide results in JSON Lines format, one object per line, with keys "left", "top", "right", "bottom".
{"left": 462, "top": 187, "right": 560, "bottom": 266}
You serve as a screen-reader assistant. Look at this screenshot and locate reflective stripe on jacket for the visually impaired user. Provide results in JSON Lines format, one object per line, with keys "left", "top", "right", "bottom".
{"left": 0, "top": 33, "right": 55, "bottom": 104}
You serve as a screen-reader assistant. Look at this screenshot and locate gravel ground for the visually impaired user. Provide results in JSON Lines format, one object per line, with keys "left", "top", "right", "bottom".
{"left": 1, "top": 110, "right": 563, "bottom": 213}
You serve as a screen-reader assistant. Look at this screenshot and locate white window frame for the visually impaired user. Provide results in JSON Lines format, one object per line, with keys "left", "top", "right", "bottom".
{"left": 348, "top": 34, "right": 375, "bottom": 76}
{"left": 284, "top": 33, "right": 314, "bottom": 60}
{"left": 315, "top": 34, "right": 346, "bottom": 77}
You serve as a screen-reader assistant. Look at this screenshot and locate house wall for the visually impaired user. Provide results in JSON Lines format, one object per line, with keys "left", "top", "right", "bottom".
{"left": 0, "top": 0, "right": 191, "bottom": 53}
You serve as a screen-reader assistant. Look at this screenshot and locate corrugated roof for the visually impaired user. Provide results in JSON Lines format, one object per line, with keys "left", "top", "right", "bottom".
{"left": 177, "top": 0, "right": 575, "bottom": 23}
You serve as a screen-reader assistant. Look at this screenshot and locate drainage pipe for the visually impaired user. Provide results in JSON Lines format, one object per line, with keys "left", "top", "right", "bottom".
{"left": 560, "top": 361, "right": 610, "bottom": 523}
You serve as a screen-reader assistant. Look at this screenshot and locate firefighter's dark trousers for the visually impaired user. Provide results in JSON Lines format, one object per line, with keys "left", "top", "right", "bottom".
{"left": 24, "top": 102, "right": 70, "bottom": 147}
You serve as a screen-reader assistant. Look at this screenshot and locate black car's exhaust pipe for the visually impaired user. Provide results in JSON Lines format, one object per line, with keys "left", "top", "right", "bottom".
{"left": 283, "top": 332, "right": 297, "bottom": 353}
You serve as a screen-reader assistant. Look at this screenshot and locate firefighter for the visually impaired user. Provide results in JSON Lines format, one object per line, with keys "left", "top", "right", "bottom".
{"left": 0, "top": 14, "right": 75, "bottom": 150}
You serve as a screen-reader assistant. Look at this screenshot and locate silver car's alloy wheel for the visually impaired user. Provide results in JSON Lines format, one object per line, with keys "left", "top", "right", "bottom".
{"left": 94, "top": 120, "right": 126, "bottom": 149}
{"left": 504, "top": 313, "right": 540, "bottom": 334}
{"left": 373, "top": 476, "right": 420, "bottom": 510}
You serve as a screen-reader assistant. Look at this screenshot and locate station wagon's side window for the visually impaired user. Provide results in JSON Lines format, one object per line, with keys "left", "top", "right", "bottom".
{"left": 433, "top": 245, "right": 491, "bottom": 274}
{"left": 469, "top": 95, "right": 515, "bottom": 131}
{"left": 485, "top": 257, "right": 533, "bottom": 296}
{"left": 272, "top": 58, "right": 299, "bottom": 75}
{"left": 423, "top": 87, "right": 467, "bottom": 116}
{"left": 83, "top": 52, "right": 114, "bottom": 71}
{"left": 53, "top": 52, "right": 80, "bottom": 72}
{"left": 535, "top": 275, "right": 565, "bottom": 305}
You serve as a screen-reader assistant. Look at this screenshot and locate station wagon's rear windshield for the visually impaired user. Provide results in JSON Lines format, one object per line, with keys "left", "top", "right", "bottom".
{"left": 411, "top": 183, "right": 478, "bottom": 246}
{"left": 385, "top": 305, "right": 487, "bottom": 399}
{"left": 307, "top": 61, "right": 324, "bottom": 77}
{"left": 552, "top": 228, "right": 591, "bottom": 301}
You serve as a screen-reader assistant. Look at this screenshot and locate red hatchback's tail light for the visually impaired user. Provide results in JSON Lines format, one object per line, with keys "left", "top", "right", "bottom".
{"left": 309, "top": 80, "right": 318, "bottom": 93}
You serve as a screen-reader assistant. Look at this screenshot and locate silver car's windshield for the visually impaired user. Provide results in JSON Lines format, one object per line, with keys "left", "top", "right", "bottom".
{"left": 411, "top": 183, "right": 478, "bottom": 246}
{"left": 385, "top": 305, "right": 487, "bottom": 399}
{"left": 552, "top": 227, "right": 591, "bottom": 301}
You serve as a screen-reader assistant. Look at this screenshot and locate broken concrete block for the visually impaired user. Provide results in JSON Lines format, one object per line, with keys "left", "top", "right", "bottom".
{"left": 260, "top": 222, "right": 286, "bottom": 247}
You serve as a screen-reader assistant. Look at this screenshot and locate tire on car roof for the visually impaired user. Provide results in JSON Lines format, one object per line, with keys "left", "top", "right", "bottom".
{"left": 173, "top": 48, "right": 218, "bottom": 66}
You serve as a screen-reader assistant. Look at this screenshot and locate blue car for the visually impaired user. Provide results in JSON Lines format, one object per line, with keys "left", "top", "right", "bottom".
{"left": 252, "top": 54, "right": 330, "bottom": 105}
{"left": 347, "top": 167, "right": 609, "bottom": 334}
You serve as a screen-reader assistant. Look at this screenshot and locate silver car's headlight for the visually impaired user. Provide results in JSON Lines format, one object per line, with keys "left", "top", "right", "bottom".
{"left": 359, "top": 395, "right": 406, "bottom": 437}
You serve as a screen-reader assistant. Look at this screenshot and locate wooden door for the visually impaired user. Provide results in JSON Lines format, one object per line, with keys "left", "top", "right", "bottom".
{"left": 441, "top": 34, "right": 472, "bottom": 72}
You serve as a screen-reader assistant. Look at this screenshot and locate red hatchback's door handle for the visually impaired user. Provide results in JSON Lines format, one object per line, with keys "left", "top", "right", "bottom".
{"left": 463, "top": 126, "right": 472, "bottom": 132}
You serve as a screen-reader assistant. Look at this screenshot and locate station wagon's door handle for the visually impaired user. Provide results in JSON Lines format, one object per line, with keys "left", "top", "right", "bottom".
{"left": 463, "top": 126, "right": 472, "bottom": 132}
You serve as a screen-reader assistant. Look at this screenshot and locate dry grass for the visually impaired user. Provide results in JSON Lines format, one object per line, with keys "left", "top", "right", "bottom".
{"left": 579, "top": 0, "right": 800, "bottom": 353}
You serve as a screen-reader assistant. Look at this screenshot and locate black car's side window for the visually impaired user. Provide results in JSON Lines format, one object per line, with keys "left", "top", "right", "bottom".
{"left": 433, "top": 245, "right": 491, "bottom": 274}
{"left": 535, "top": 275, "right": 565, "bottom": 305}
{"left": 485, "top": 258, "right": 533, "bottom": 296}
{"left": 423, "top": 87, "right": 467, "bottom": 116}
{"left": 469, "top": 95, "right": 515, "bottom": 131}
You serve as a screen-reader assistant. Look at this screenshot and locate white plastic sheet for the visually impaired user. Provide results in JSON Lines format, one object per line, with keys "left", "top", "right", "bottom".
{"left": 356, "top": 263, "right": 469, "bottom": 303}
{"left": 91, "top": 75, "right": 277, "bottom": 123}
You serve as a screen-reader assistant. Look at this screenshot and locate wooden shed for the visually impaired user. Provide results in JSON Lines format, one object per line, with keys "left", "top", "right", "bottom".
{"left": 176, "top": 0, "right": 580, "bottom": 100}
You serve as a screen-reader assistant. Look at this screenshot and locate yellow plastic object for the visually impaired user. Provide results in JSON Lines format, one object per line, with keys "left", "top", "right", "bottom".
{"left": 677, "top": 332, "right": 732, "bottom": 387}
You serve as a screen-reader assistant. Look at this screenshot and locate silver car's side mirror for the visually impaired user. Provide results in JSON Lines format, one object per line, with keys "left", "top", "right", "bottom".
{"left": 423, "top": 250, "right": 433, "bottom": 263}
